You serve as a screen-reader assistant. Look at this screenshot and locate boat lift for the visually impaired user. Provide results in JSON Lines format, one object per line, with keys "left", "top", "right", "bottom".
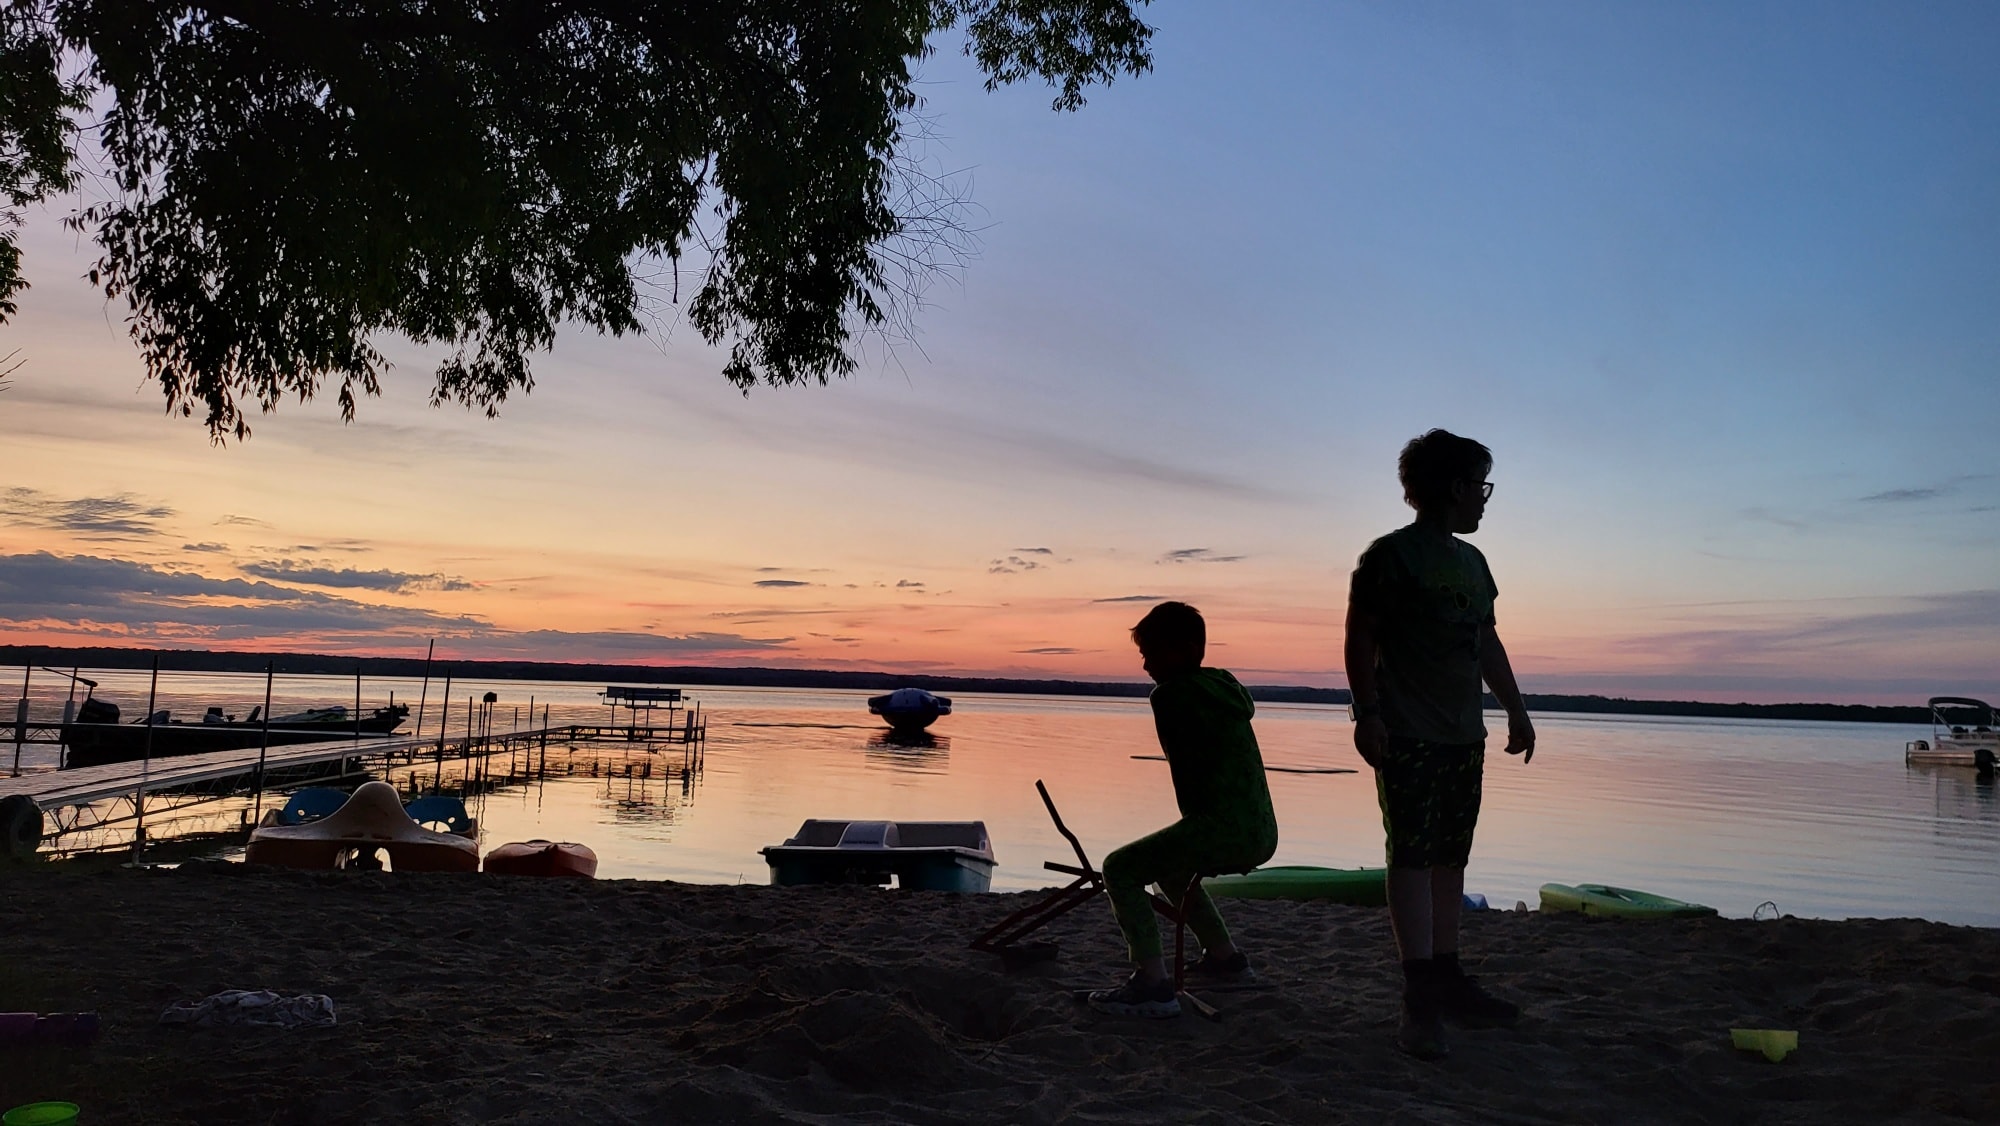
{"left": 597, "top": 686, "right": 702, "bottom": 742}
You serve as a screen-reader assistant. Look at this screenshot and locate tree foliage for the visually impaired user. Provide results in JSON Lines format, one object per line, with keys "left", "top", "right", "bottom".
{"left": 0, "top": 0, "right": 1152, "bottom": 438}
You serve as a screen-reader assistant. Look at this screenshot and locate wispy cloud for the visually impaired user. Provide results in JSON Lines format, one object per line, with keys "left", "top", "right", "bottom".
{"left": 989, "top": 554, "right": 1050, "bottom": 575}
{"left": 215, "top": 514, "right": 268, "bottom": 528}
{"left": 1737, "top": 507, "right": 1808, "bottom": 532}
{"left": 182, "top": 542, "right": 229, "bottom": 553}
{"left": 896, "top": 579, "right": 925, "bottom": 588}
{"left": 1091, "top": 594, "right": 1168, "bottom": 603}
{"left": 0, "top": 487, "right": 174, "bottom": 539}
{"left": 1160, "top": 548, "right": 1246, "bottom": 564}
{"left": 241, "top": 560, "right": 476, "bottom": 594}
{"left": 0, "top": 552, "right": 789, "bottom": 658}
{"left": 1018, "top": 646, "right": 1082, "bottom": 655}
{"left": 1859, "top": 487, "right": 1944, "bottom": 504}
{"left": 1613, "top": 590, "right": 2000, "bottom": 666}
{"left": 0, "top": 551, "right": 483, "bottom": 639}
{"left": 1857, "top": 474, "right": 1988, "bottom": 504}
{"left": 663, "top": 391, "right": 1284, "bottom": 501}
{"left": 754, "top": 579, "right": 812, "bottom": 588}
{"left": 1014, "top": 547, "right": 1055, "bottom": 555}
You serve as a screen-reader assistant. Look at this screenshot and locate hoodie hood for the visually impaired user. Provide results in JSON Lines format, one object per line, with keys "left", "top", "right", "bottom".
{"left": 1155, "top": 666, "right": 1255, "bottom": 721}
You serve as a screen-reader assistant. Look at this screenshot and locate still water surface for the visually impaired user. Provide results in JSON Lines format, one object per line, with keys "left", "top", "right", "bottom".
{"left": 15, "top": 670, "right": 1997, "bottom": 927}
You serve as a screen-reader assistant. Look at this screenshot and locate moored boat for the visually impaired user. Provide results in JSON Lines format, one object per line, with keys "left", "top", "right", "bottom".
{"left": 1538, "top": 882, "right": 1717, "bottom": 918}
{"left": 1203, "top": 865, "right": 1388, "bottom": 906}
{"left": 761, "top": 819, "right": 994, "bottom": 891}
{"left": 1905, "top": 697, "right": 2000, "bottom": 770}
{"left": 60, "top": 697, "right": 410, "bottom": 769}
{"left": 867, "top": 687, "right": 952, "bottom": 733}
{"left": 245, "top": 781, "right": 478, "bottom": 872}
{"left": 484, "top": 840, "right": 598, "bottom": 878}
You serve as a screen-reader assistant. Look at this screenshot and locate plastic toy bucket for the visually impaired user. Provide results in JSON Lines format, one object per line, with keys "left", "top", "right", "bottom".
{"left": 3, "top": 1103, "right": 79, "bottom": 1126}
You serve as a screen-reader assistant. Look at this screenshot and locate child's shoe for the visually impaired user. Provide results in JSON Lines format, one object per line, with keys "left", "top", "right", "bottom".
{"left": 1435, "top": 969, "right": 1520, "bottom": 1029}
{"left": 1396, "top": 977, "right": 1450, "bottom": 1060}
{"left": 1183, "top": 949, "right": 1255, "bottom": 983}
{"left": 1086, "top": 971, "right": 1181, "bottom": 1019}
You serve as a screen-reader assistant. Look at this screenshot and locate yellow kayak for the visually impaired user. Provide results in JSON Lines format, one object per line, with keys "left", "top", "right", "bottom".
{"left": 1539, "top": 882, "right": 1717, "bottom": 918}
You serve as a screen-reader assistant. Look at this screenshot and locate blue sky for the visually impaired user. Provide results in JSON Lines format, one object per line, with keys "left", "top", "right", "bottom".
{"left": 1, "top": 1, "right": 1995, "bottom": 701}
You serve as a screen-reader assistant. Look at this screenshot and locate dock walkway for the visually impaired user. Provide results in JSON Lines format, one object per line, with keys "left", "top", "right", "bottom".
{"left": 0, "top": 729, "right": 517, "bottom": 809}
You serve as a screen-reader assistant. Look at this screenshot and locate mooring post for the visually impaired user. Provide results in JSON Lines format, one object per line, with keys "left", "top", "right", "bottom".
{"left": 134, "top": 654, "right": 160, "bottom": 865}
{"left": 251, "top": 662, "right": 275, "bottom": 824}
{"left": 414, "top": 639, "right": 434, "bottom": 743}
{"left": 11, "top": 664, "right": 28, "bottom": 778}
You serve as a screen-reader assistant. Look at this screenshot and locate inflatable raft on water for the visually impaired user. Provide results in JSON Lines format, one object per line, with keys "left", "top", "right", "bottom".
{"left": 1203, "top": 865, "right": 1388, "bottom": 906}
{"left": 1539, "top": 882, "right": 1717, "bottom": 918}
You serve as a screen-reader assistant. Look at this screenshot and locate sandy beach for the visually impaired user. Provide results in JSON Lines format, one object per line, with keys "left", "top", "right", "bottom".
{"left": 2, "top": 864, "right": 1997, "bottom": 1124}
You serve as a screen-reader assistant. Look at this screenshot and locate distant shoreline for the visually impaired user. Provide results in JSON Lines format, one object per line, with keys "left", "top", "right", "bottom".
{"left": 0, "top": 644, "right": 1937, "bottom": 725}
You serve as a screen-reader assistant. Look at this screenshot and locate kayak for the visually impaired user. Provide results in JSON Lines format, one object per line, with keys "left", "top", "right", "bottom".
{"left": 1203, "top": 865, "right": 1387, "bottom": 907}
{"left": 484, "top": 840, "right": 599, "bottom": 878}
{"left": 1538, "top": 882, "right": 1717, "bottom": 919}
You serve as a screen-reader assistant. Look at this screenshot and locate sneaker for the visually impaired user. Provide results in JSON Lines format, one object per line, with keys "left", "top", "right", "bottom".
{"left": 1087, "top": 972, "right": 1182, "bottom": 1019}
{"left": 1396, "top": 1000, "right": 1450, "bottom": 1060}
{"left": 1183, "top": 949, "right": 1255, "bottom": 983}
{"left": 1436, "top": 971, "right": 1520, "bottom": 1029}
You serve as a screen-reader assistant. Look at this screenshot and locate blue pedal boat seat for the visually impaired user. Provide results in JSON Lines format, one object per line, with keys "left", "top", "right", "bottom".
{"left": 403, "top": 795, "right": 477, "bottom": 837}
{"left": 269, "top": 788, "right": 350, "bottom": 826}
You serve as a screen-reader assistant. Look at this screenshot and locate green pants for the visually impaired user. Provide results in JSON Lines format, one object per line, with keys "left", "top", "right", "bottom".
{"left": 1102, "top": 816, "right": 1277, "bottom": 963}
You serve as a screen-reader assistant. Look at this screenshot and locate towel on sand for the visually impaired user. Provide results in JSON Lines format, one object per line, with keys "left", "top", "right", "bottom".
{"left": 160, "top": 990, "right": 336, "bottom": 1029}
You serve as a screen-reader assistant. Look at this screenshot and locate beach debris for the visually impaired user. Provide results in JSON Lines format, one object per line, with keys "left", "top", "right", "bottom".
{"left": 0, "top": 1012, "right": 98, "bottom": 1047}
{"left": 1752, "top": 901, "right": 1781, "bottom": 921}
{"left": 160, "top": 990, "right": 335, "bottom": 1030}
{"left": 1730, "top": 1027, "right": 1798, "bottom": 1062}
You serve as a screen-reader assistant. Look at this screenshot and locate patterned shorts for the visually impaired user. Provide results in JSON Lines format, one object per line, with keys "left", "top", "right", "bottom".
{"left": 1375, "top": 737, "right": 1485, "bottom": 869}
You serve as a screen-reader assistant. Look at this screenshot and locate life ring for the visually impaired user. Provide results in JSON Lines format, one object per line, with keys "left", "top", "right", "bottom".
{"left": 0, "top": 794, "right": 44, "bottom": 859}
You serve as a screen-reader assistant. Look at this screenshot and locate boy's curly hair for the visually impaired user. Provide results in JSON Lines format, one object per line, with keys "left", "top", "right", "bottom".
{"left": 1131, "top": 601, "right": 1205, "bottom": 650}
{"left": 1399, "top": 429, "right": 1492, "bottom": 513}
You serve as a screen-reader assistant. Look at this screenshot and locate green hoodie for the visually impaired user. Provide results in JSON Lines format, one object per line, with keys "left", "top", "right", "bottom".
{"left": 1149, "top": 667, "right": 1278, "bottom": 838}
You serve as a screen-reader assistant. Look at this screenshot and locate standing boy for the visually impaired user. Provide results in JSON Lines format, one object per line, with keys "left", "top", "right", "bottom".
{"left": 1087, "top": 601, "right": 1279, "bottom": 1018}
{"left": 1344, "top": 429, "right": 1535, "bottom": 1059}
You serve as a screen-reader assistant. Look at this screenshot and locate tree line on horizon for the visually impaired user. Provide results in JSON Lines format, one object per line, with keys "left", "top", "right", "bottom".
{"left": 0, "top": 644, "right": 1942, "bottom": 724}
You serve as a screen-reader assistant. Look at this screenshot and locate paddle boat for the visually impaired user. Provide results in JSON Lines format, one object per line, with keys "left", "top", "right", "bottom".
{"left": 484, "top": 840, "right": 599, "bottom": 878}
{"left": 1203, "top": 865, "right": 1389, "bottom": 906}
{"left": 1905, "top": 696, "right": 2000, "bottom": 771}
{"left": 1538, "top": 882, "right": 1717, "bottom": 918}
{"left": 761, "top": 819, "right": 994, "bottom": 891}
{"left": 245, "top": 782, "right": 478, "bottom": 872}
{"left": 867, "top": 687, "right": 952, "bottom": 734}
{"left": 258, "top": 789, "right": 477, "bottom": 837}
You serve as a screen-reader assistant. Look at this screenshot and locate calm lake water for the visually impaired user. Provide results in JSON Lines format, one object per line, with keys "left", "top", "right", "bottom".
{"left": 14, "top": 670, "right": 1998, "bottom": 927}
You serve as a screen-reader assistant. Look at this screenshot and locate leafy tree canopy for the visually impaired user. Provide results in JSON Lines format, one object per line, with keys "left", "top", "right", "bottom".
{"left": 0, "top": 1, "right": 1152, "bottom": 438}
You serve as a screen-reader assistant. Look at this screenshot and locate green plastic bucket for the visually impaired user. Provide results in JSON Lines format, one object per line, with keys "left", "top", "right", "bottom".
{"left": 3, "top": 1102, "right": 79, "bottom": 1126}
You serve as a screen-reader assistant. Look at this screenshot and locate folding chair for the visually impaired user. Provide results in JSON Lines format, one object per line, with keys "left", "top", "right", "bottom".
{"left": 969, "top": 779, "right": 1222, "bottom": 1019}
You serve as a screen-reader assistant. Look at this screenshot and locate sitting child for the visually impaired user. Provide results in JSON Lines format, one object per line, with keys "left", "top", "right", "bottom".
{"left": 1088, "top": 601, "right": 1280, "bottom": 1018}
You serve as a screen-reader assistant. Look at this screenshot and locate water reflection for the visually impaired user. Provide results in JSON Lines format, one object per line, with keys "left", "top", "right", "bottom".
{"left": 864, "top": 729, "right": 950, "bottom": 772}
{"left": 1909, "top": 763, "right": 2000, "bottom": 823}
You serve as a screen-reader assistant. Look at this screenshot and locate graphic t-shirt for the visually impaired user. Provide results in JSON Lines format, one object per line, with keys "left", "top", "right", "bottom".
{"left": 1348, "top": 524, "right": 1498, "bottom": 745}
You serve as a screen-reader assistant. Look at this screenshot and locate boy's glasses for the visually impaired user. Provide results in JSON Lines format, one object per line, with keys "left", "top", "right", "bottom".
{"left": 1473, "top": 481, "right": 1494, "bottom": 500}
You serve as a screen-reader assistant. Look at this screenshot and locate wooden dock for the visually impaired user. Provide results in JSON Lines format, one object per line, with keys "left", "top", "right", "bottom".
{"left": 2, "top": 712, "right": 706, "bottom": 857}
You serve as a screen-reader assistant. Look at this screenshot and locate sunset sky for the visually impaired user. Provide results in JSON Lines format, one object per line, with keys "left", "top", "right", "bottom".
{"left": 2, "top": 1, "right": 1996, "bottom": 702}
